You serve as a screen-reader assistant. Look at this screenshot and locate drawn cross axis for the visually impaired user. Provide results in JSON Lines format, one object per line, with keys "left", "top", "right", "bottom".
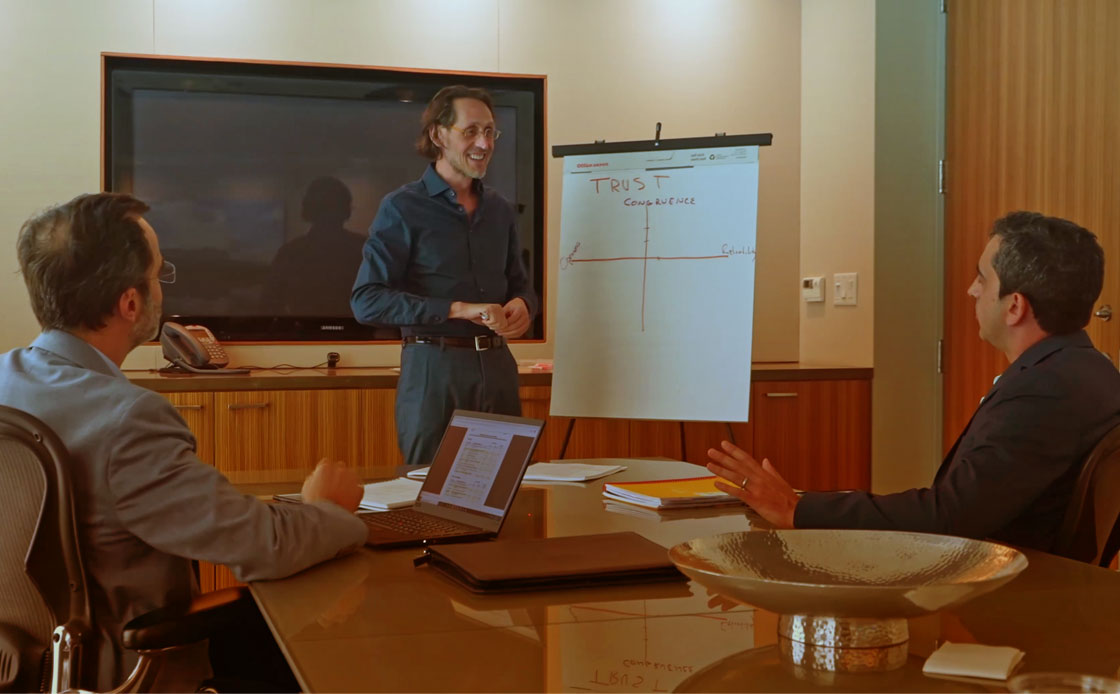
{"left": 562, "top": 205, "right": 729, "bottom": 331}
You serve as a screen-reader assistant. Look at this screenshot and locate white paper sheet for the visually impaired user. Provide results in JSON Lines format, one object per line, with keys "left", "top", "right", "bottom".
{"left": 358, "top": 478, "right": 422, "bottom": 511}
{"left": 406, "top": 461, "right": 627, "bottom": 483}
{"left": 552, "top": 146, "right": 759, "bottom": 421}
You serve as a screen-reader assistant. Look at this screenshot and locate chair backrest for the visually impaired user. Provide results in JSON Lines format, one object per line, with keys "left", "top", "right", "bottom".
{"left": 0, "top": 405, "right": 92, "bottom": 691}
{"left": 1054, "top": 421, "right": 1120, "bottom": 567}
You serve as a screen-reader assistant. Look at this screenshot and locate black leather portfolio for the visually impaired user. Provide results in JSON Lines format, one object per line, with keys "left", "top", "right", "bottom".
{"left": 417, "top": 531, "right": 685, "bottom": 593}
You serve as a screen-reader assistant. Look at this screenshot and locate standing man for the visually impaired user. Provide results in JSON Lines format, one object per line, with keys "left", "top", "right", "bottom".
{"left": 352, "top": 86, "right": 538, "bottom": 465}
{"left": 706, "top": 211, "right": 1120, "bottom": 554}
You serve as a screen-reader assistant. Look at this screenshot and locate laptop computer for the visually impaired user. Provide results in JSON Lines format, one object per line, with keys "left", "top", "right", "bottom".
{"left": 361, "top": 410, "right": 545, "bottom": 548}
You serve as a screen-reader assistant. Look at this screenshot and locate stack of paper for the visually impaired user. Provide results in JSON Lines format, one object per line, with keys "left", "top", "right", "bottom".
{"left": 602, "top": 476, "right": 741, "bottom": 509}
{"left": 272, "top": 477, "right": 422, "bottom": 511}
{"left": 358, "top": 478, "right": 422, "bottom": 511}
{"left": 603, "top": 498, "right": 753, "bottom": 522}
{"left": 406, "top": 462, "right": 626, "bottom": 483}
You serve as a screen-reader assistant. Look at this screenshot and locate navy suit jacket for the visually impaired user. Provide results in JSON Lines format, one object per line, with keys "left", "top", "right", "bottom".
{"left": 796, "top": 331, "right": 1120, "bottom": 552}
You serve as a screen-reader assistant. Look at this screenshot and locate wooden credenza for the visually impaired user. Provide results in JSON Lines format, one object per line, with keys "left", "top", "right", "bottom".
{"left": 130, "top": 363, "right": 872, "bottom": 590}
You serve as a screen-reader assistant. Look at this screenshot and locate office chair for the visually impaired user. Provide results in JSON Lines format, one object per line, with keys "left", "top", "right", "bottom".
{"left": 0, "top": 405, "right": 251, "bottom": 693}
{"left": 1053, "top": 421, "right": 1120, "bottom": 567}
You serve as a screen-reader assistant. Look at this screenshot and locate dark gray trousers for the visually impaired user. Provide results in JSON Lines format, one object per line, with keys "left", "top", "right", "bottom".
{"left": 395, "top": 342, "right": 522, "bottom": 466}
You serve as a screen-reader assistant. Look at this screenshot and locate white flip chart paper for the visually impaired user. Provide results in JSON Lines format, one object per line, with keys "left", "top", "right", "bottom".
{"left": 551, "top": 145, "right": 759, "bottom": 421}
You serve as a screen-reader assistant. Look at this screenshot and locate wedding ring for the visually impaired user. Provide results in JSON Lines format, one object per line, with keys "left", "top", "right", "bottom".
{"left": 740, "top": 476, "right": 749, "bottom": 489}
{"left": 480, "top": 311, "right": 490, "bottom": 321}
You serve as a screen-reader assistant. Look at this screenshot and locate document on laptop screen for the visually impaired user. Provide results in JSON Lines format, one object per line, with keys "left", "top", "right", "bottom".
{"left": 419, "top": 414, "right": 541, "bottom": 517}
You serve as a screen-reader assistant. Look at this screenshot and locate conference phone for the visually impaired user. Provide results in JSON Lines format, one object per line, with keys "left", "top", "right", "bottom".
{"left": 160, "top": 322, "right": 248, "bottom": 374}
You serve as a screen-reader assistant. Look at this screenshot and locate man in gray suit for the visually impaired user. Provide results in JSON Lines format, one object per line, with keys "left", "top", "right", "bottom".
{"left": 0, "top": 193, "right": 369, "bottom": 691}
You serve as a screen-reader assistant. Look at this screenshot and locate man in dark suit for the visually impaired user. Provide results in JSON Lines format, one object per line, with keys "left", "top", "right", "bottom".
{"left": 707, "top": 211, "right": 1120, "bottom": 553}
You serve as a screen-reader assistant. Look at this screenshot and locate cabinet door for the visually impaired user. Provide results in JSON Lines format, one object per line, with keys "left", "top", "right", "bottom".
{"left": 519, "top": 386, "right": 556, "bottom": 460}
{"left": 682, "top": 420, "right": 754, "bottom": 468}
{"left": 164, "top": 392, "right": 214, "bottom": 464}
{"left": 359, "top": 388, "right": 404, "bottom": 472}
{"left": 751, "top": 380, "right": 871, "bottom": 492}
{"left": 630, "top": 420, "right": 683, "bottom": 460}
{"left": 215, "top": 389, "right": 371, "bottom": 483}
{"left": 197, "top": 562, "right": 242, "bottom": 592}
{"left": 517, "top": 386, "right": 631, "bottom": 461}
{"left": 214, "top": 390, "right": 278, "bottom": 482}
{"left": 272, "top": 388, "right": 365, "bottom": 467}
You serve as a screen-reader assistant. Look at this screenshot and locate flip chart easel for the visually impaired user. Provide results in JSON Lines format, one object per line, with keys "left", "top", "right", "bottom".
{"left": 551, "top": 127, "right": 772, "bottom": 458}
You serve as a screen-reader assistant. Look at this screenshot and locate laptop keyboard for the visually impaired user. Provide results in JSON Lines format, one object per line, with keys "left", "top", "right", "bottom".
{"left": 362, "top": 508, "right": 478, "bottom": 536}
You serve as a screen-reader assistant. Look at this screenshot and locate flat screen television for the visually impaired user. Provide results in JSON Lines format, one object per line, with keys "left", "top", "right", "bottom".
{"left": 102, "top": 54, "right": 546, "bottom": 342}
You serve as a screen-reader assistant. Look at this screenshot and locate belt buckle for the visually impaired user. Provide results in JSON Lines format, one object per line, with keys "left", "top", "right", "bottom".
{"left": 474, "top": 335, "right": 489, "bottom": 351}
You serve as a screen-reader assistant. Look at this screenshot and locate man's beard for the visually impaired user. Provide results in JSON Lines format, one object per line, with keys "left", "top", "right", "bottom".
{"left": 130, "top": 295, "right": 162, "bottom": 348}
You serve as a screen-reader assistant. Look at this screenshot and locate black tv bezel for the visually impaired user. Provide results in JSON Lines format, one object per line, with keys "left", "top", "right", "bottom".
{"left": 102, "top": 53, "right": 547, "bottom": 344}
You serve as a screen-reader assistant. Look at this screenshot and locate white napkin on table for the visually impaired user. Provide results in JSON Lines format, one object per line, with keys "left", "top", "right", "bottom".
{"left": 922, "top": 642, "right": 1025, "bottom": 680}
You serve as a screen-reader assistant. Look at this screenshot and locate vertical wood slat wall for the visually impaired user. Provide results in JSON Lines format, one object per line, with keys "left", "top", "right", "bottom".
{"left": 945, "top": 0, "right": 1120, "bottom": 451}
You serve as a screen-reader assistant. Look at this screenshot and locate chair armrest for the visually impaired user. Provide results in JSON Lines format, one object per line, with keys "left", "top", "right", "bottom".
{"left": 121, "top": 587, "right": 253, "bottom": 651}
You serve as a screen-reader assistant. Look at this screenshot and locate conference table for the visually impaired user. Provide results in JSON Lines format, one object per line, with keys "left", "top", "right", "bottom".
{"left": 249, "top": 459, "right": 1120, "bottom": 692}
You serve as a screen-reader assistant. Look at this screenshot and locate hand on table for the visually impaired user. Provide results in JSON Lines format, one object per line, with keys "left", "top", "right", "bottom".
{"left": 301, "top": 459, "right": 362, "bottom": 512}
{"left": 706, "top": 441, "right": 799, "bottom": 529}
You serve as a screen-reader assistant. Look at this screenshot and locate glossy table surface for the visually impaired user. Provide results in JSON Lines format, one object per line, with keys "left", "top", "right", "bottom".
{"left": 249, "top": 460, "right": 1120, "bottom": 692}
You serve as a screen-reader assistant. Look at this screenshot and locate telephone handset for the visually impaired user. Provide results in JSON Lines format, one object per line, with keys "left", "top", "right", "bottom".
{"left": 160, "top": 322, "right": 249, "bottom": 375}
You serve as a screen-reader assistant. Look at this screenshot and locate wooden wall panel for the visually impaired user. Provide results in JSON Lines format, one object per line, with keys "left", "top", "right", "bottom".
{"left": 946, "top": 0, "right": 1120, "bottom": 452}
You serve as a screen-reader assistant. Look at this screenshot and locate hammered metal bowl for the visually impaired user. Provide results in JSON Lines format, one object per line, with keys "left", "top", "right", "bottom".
{"left": 669, "top": 529, "right": 1028, "bottom": 619}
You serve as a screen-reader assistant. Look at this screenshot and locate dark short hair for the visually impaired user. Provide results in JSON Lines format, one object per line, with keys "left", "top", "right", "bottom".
{"left": 17, "top": 193, "right": 152, "bottom": 332}
{"left": 415, "top": 85, "right": 495, "bottom": 160}
{"left": 989, "top": 211, "right": 1104, "bottom": 335}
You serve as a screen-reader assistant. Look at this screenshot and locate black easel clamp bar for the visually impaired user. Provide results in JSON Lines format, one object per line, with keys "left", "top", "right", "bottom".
{"left": 553, "top": 132, "right": 772, "bottom": 158}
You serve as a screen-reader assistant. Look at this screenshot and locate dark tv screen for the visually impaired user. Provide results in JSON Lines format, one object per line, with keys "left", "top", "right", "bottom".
{"left": 104, "top": 56, "right": 545, "bottom": 342}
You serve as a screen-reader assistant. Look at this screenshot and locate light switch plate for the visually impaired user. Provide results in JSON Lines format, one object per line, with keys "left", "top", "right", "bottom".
{"left": 801, "top": 276, "right": 824, "bottom": 303}
{"left": 834, "top": 272, "right": 858, "bottom": 306}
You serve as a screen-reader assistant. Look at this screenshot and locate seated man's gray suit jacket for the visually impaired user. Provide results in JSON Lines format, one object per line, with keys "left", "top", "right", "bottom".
{"left": 0, "top": 330, "right": 367, "bottom": 691}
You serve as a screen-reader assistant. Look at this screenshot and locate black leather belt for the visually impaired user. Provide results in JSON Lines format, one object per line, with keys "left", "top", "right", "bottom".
{"left": 402, "top": 335, "right": 506, "bottom": 351}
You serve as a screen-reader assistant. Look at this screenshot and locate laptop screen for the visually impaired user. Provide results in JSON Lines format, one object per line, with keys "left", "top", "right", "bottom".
{"left": 418, "top": 411, "right": 544, "bottom": 527}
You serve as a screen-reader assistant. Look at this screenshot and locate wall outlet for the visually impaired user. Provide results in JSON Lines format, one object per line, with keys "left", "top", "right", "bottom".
{"left": 801, "top": 276, "right": 824, "bottom": 302}
{"left": 833, "top": 272, "right": 858, "bottom": 306}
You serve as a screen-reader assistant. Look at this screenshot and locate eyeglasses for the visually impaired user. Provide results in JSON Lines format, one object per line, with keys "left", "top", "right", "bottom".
{"left": 157, "top": 259, "right": 176, "bottom": 284}
{"left": 448, "top": 125, "right": 502, "bottom": 142}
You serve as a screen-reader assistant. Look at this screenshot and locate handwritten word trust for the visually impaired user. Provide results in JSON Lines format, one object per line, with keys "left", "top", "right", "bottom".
{"left": 589, "top": 175, "right": 670, "bottom": 193}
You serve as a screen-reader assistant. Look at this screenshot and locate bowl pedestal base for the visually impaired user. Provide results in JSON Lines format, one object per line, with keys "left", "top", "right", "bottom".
{"left": 778, "top": 614, "right": 909, "bottom": 673}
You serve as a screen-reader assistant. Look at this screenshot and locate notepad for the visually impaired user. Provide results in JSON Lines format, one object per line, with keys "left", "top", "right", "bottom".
{"left": 602, "top": 476, "right": 741, "bottom": 509}
{"left": 273, "top": 478, "right": 422, "bottom": 512}
{"left": 922, "top": 642, "right": 1025, "bottom": 680}
{"left": 406, "top": 461, "right": 626, "bottom": 483}
{"left": 358, "top": 478, "right": 422, "bottom": 511}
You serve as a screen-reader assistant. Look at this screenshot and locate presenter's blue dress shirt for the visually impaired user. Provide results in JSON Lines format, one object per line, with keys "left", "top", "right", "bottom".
{"left": 351, "top": 164, "right": 538, "bottom": 337}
